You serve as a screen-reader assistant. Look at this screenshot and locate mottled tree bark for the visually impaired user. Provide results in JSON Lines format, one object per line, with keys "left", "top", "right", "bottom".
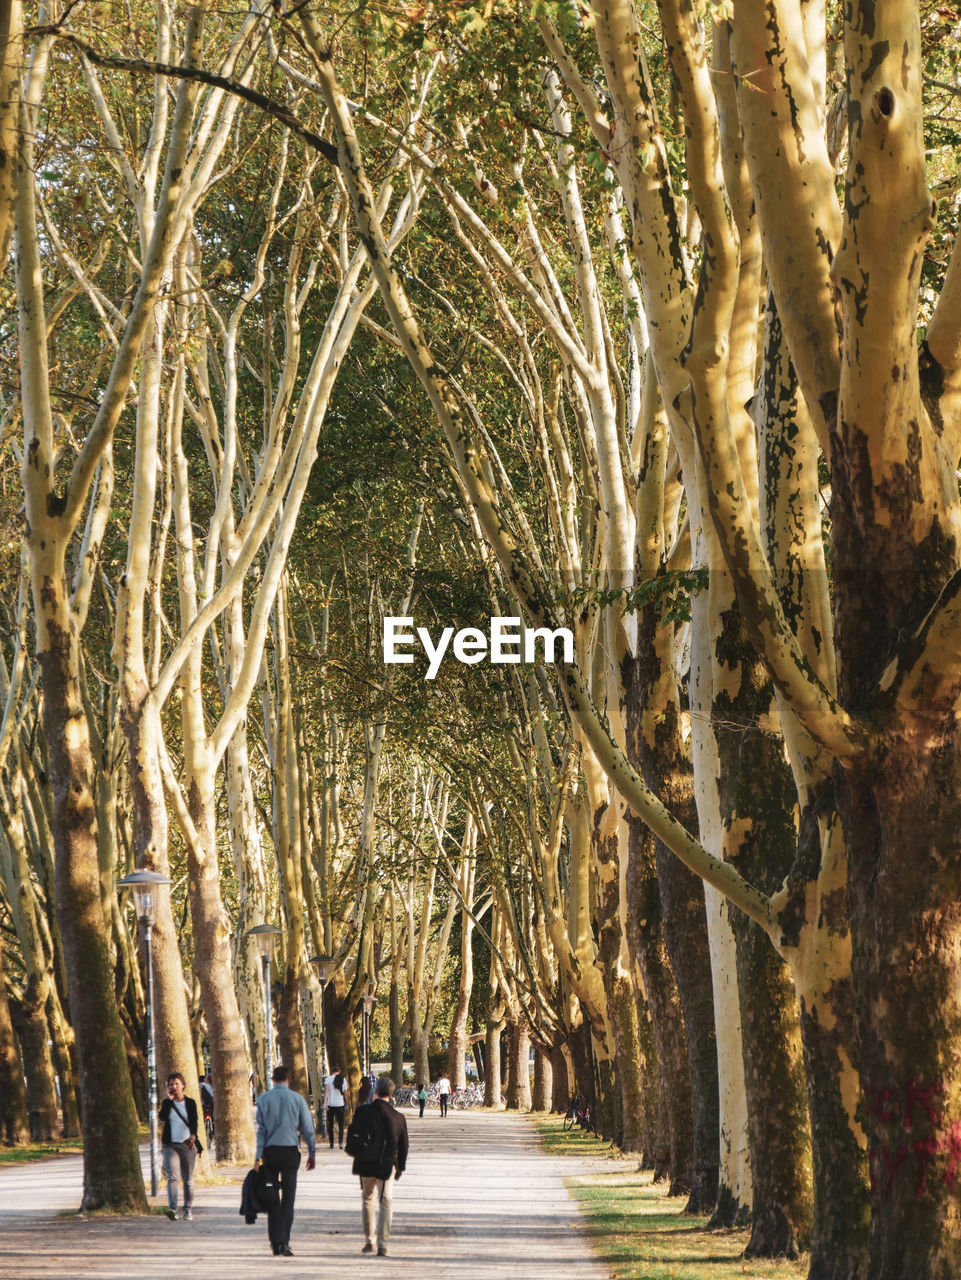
{"left": 505, "top": 1017, "right": 532, "bottom": 1111}
{"left": 0, "top": 935, "right": 28, "bottom": 1144}
{"left": 447, "top": 842, "right": 477, "bottom": 1089}
{"left": 627, "top": 628, "right": 719, "bottom": 1211}
{"left": 532, "top": 1044, "right": 552, "bottom": 1111}
{"left": 389, "top": 979, "right": 405, "bottom": 1088}
{"left": 551, "top": 1041, "right": 571, "bottom": 1112}
{"left": 46, "top": 995, "right": 80, "bottom": 1138}
{"left": 627, "top": 818, "right": 694, "bottom": 1196}
{"left": 276, "top": 970, "right": 308, "bottom": 1097}
{"left": 484, "top": 1015, "right": 505, "bottom": 1109}
{"left": 714, "top": 615, "right": 813, "bottom": 1258}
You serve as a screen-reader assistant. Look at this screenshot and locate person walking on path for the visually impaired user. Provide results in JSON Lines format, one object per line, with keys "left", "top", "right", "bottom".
{"left": 437, "top": 1074, "right": 451, "bottom": 1117}
{"left": 350, "top": 1075, "right": 408, "bottom": 1257}
{"left": 255, "top": 1064, "right": 316, "bottom": 1257}
{"left": 417, "top": 1083, "right": 427, "bottom": 1118}
{"left": 159, "top": 1072, "right": 201, "bottom": 1222}
{"left": 323, "top": 1065, "right": 349, "bottom": 1149}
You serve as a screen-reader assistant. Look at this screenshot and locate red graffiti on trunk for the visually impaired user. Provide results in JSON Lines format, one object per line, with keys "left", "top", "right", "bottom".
{"left": 866, "top": 1081, "right": 958, "bottom": 1199}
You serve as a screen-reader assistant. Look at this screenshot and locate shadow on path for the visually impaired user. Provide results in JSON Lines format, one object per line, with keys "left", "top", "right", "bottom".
{"left": 0, "top": 1111, "right": 610, "bottom": 1280}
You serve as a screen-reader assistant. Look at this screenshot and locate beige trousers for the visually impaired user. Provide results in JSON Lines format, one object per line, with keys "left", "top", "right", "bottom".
{"left": 360, "top": 1172, "right": 395, "bottom": 1248}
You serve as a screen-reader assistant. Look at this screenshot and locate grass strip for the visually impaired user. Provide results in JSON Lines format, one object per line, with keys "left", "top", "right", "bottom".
{"left": 0, "top": 1138, "right": 85, "bottom": 1165}
{"left": 533, "top": 1116, "right": 807, "bottom": 1280}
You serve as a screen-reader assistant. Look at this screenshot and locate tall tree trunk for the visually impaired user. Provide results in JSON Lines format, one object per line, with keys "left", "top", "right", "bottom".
{"left": 627, "top": 621, "right": 720, "bottom": 1211}
{"left": 46, "top": 993, "right": 80, "bottom": 1137}
{"left": 19, "top": 546, "right": 145, "bottom": 1205}
{"left": 627, "top": 818, "right": 694, "bottom": 1196}
{"left": 593, "top": 810, "right": 645, "bottom": 1148}
{"left": 753, "top": 287, "right": 870, "bottom": 1278}
{"left": 550, "top": 1040, "right": 570, "bottom": 1112}
{"left": 326, "top": 975, "right": 362, "bottom": 1105}
{"left": 840, "top": 747, "right": 961, "bottom": 1280}
{"left": 690, "top": 575, "right": 752, "bottom": 1227}
{"left": 12, "top": 996, "right": 57, "bottom": 1141}
{"left": 114, "top": 298, "right": 198, "bottom": 1102}
{"left": 389, "top": 979, "right": 405, "bottom": 1087}
{"left": 532, "top": 1043, "right": 553, "bottom": 1111}
{"left": 276, "top": 969, "right": 308, "bottom": 1096}
{"left": 119, "top": 687, "right": 198, "bottom": 1094}
{"left": 227, "top": 715, "right": 269, "bottom": 1096}
{"left": 447, "top": 847, "right": 477, "bottom": 1089}
{"left": 14, "top": 4, "right": 204, "bottom": 1211}
{"left": 484, "top": 1014, "right": 505, "bottom": 1108}
{"left": 635, "top": 993, "right": 660, "bottom": 1170}
{"left": 170, "top": 342, "right": 256, "bottom": 1161}
{"left": 409, "top": 1012, "right": 429, "bottom": 1089}
{"left": 269, "top": 599, "right": 315, "bottom": 1103}
{"left": 0, "top": 935, "right": 28, "bottom": 1144}
{"left": 506, "top": 1017, "right": 532, "bottom": 1110}
{"left": 649, "top": 846, "right": 719, "bottom": 1213}
{"left": 714, "top": 614, "right": 814, "bottom": 1258}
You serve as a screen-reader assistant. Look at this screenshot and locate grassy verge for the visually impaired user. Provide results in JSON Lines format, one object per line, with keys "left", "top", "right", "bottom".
{"left": 0, "top": 1138, "right": 84, "bottom": 1166}
{"left": 533, "top": 1116, "right": 807, "bottom": 1280}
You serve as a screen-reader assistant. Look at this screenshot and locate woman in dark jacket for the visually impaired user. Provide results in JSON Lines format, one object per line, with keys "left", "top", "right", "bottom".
{"left": 159, "top": 1072, "right": 202, "bottom": 1220}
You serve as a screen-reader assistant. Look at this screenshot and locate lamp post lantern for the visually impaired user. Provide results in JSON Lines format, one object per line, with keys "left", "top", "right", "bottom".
{"left": 361, "top": 981, "right": 377, "bottom": 1083}
{"left": 247, "top": 924, "right": 282, "bottom": 1089}
{"left": 117, "top": 869, "right": 171, "bottom": 1198}
{"left": 310, "top": 955, "right": 334, "bottom": 1139}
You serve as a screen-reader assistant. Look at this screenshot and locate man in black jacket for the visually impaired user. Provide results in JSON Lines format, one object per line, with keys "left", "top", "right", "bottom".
{"left": 159, "top": 1072, "right": 202, "bottom": 1221}
{"left": 351, "top": 1076, "right": 409, "bottom": 1257}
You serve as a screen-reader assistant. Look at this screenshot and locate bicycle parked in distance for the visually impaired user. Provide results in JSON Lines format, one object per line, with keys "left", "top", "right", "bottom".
{"left": 563, "top": 1095, "right": 593, "bottom": 1132}
{"left": 449, "top": 1083, "right": 484, "bottom": 1109}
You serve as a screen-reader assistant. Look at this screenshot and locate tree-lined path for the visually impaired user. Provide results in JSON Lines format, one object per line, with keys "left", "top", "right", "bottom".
{"left": 0, "top": 1113, "right": 608, "bottom": 1279}
{"left": 5, "top": 3, "right": 961, "bottom": 1276}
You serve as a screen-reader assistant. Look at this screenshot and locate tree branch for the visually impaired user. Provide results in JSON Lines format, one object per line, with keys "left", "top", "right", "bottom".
{"left": 0, "top": 1, "right": 22, "bottom": 280}
{"left": 884, "top": 567, "right": 961, "bottom": 722}
{"left": 299, "top": 12, "right": 778, "bottom": 935}
{"left": 29, "top": 23, "right": 340, "bottom": 168}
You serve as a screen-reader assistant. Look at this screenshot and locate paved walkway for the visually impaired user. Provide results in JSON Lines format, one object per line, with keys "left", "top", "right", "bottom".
{"left": 0, "top": 1111, "right": 611, "bottom": 1279}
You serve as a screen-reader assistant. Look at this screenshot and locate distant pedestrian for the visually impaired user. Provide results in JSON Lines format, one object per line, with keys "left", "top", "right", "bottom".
{"left": 200, "top": 1073, "right": 214, "bottom": 1143}
{"left": 348, "top": 1075, "right": 408, "bottom": 1257}
{"left": 324, "top": 1065, "right": 349, "bottom": 1149}
{"left": 437, "top": 1073, "right": 451, "bottom": 1117}
{"left": 356, "top": 1077, "right": 372, "bottom": 1107}
{"left": 417, "top": 1084, "right": 427, "bottom": 1118}
{"left": 254, "top": 1065, "right": 316, "bottom": 1257}
{"left": 159, "top": 1072, "right": 202, "bottom": 1221}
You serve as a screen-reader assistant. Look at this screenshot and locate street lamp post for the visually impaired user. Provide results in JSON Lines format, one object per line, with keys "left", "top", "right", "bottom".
{"left": 309, "top": 955, "right": 334, "bottom": 1139}
{"left": 247, "top": 924, "right": 282, "bottom": 1090}
{"left": 361, "top": 981, "right": 376, "bottom": 1083}
{"left": 117, "top": 869, "right": 171, "bottom": 1198}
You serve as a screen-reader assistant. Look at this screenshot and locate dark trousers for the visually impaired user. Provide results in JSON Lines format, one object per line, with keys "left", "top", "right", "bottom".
{"left": 328, "top": 1105, "right": 346, "bottom": 1147}
{"left": 262, "top": 1145, "right": 301, "bottom": 1248}
{"left": 418, "top": 1098, "right": 425, "bottom": 1118}
{"left": 439, "top": 1093, "right": 449, "bottom": 1116}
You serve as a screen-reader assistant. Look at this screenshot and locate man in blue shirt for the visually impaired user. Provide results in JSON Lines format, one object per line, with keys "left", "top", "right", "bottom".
{"left": 255, "top": 1065, "right": 316, "bottom": 1256}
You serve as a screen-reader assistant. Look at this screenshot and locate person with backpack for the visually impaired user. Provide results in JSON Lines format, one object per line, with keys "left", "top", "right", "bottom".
{"left": 254, "top": 1064, "right": 316, "bottom": 1257}
{"left": 345, "top": 1075, "right": 409, "bottom": 1257}
{"left": 323, "top": 1065, "right": 349, "bottom": 1149}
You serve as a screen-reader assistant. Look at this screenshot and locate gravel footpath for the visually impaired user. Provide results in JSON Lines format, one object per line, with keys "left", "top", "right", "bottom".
{"left": 0, "top": 1110, "right": 612, "bottom": 1280}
